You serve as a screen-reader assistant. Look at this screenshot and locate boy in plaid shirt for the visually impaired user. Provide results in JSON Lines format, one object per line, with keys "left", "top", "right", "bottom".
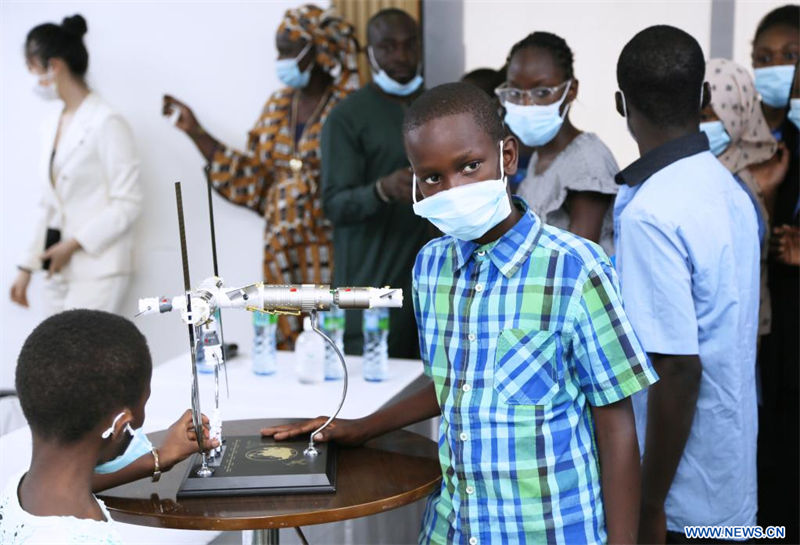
{"left": 263, "top": 82, "right": 657, "bottom": 544}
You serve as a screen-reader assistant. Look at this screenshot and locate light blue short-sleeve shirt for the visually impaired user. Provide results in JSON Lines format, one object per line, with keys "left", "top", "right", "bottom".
{"left": 613, "top": 133, "right": 760, "bottom": 530}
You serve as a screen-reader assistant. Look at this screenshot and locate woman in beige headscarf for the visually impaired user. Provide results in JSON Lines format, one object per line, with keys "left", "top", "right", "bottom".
{"left": 701, "top": 57, "right": 781, "bottom": 336}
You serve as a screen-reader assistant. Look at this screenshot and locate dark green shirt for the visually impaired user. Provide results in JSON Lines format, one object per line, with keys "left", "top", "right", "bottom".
{"left": 321, "top": 85, "right": 430, "bottom": 358}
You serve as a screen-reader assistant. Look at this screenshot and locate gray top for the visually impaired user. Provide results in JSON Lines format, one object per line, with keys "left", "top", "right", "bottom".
{"left": 516, "top": 132, "right": 619, "bottom": 256}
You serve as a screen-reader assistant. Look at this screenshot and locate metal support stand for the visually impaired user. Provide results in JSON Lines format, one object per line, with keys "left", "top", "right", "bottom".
{"left": 244, "top": 529, "right": 280, "bottom": 545}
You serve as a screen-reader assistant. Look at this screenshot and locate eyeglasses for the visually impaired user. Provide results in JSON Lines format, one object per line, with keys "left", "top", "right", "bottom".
{"left": 495, "top": 80, "right": 571, "bottom": 106}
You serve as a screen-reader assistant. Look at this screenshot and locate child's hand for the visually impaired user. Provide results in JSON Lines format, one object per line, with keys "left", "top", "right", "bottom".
{"left": 158, "top": 409, "right": 220, "bottom": 470}
{"left": 261, "top": 417, "right": 369, "bottom": 446}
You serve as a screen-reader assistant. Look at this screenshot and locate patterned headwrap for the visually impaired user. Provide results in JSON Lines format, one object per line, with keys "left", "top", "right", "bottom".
{"left": 706, "top": 58, "right": 777, "bottom": 174}
{"left": 277, "top": 4, "right": 360, "bottom": 92}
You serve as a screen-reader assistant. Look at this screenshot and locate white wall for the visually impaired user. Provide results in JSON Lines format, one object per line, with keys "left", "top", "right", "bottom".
{"left": 461, "top": 0, "right": 714, "bottom": 169}
{"left": 0, "top": 1, "right": 328, "bottom": 388}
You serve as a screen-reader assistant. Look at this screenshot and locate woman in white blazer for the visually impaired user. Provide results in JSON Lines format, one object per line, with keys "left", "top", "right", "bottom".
{"left": 10, "top": 15, "right": 141, "bottom": 315}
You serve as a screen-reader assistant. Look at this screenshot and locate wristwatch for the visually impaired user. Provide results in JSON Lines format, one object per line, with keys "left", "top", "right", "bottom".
{"left": 151, "top": 448, "right": 161, "bottom": 482}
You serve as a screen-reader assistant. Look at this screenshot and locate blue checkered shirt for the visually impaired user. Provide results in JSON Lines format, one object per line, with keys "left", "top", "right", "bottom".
{"left": 413, "top": 198, "right": 657, "bottom": 545}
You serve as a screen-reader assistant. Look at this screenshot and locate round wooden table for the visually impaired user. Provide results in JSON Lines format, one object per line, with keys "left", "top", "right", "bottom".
{"left": 98, "top": 419, "right": 441, "bottom": 544}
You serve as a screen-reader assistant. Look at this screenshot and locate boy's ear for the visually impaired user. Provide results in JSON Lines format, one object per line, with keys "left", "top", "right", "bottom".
{"left": 502, "top": 136, "right": 519, "bottom": 177}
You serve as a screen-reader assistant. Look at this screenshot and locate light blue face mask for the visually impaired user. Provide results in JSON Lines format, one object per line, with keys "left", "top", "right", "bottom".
{"left": 94, "top": 412, "right": 153, "bottom": 474}
{"left": 276, "top": 42, "right": 313, "bottom": 89}
{"left": 754, "top": 65, "right": 795, "bottom": 108}
{"left": 700, "top": 120, "right": 731, "bottom": 156}
{"left": 412, "top": 141, "right": 512, "bottom": 241}
{"left": 788, "top": 98, "right": 800, "bottom": 129}
{"left": 503, "top": 81, "right": 571, "bottom": 147}
{"left": 368, "top": 47, "right": 423, "bottom": 97}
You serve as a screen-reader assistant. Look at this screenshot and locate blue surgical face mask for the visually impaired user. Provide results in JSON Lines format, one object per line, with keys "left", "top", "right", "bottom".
{"left": 754, "top": 65, "right": 795, "bottom": 108}
{"left": 412, "top": 141, "right": 512, "bottom": 241}
{"left": 94, "top": 412, "right": 153, "bottom": 474}
{"left": 700, "top": 120, "right": 731, "bottom": 156}
{"left": 276, "top": 42, "right": 313, "bottom": 89}
{"left": 368, "top": 47, "right": 423, "bottom": 97}
{"left": 788, "top": 98, "right": 800, "bottom": 129}
{"left": 503, "top": 81, "right": 571, "bottom": 147}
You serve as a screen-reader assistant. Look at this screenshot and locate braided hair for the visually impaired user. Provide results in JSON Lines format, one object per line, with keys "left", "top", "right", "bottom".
{"left": 507, "top": 31, "right": 574, "bottom": 81}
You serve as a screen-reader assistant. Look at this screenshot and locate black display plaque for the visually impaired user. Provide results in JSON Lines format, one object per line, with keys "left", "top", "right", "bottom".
{"left": 177, "top": 435, "right": 337, "bottom": 498}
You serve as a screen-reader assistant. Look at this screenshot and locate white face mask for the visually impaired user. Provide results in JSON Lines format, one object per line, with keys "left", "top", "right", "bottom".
{"left": 32, "top": 69, "right": 59, "bottom": 101}
{"left": 368, "top": 46, "right": 423, "bottom": 96}
{"left": 503, "top": 81, "right": 571, "bottom": 147}
{"left": 412, "top": 141, "right": 512, "bottom": 241}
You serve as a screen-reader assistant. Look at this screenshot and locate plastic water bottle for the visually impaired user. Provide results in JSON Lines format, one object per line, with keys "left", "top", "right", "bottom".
{"left": 362, "top": 308, "right": 389, "bottom": 381}
{"left": 252, "top": 312, "right": 277, "bottom": 375}
{"left": 321, "top": 308, "right": 345, "bottom": 380}
{"left": 295, "top": 316, "right": 325, "bottom": 383}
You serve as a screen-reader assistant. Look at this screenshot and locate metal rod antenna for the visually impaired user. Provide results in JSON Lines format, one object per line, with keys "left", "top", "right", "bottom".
{"left": 175, "top": 182, "right": 191, "bottom": 292}
{"left": 175, "top": 182, "right": 212, "bottom": 477}
{"left": 206, "top": 178, "right": 220, "bottom": 277}
{"left": 206, "top": 179, "right": 229, "bottom": 398}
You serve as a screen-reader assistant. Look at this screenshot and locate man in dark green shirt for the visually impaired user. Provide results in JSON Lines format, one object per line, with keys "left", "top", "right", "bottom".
{"left": 321, "top": 9, "right": 430, "bottom": 358}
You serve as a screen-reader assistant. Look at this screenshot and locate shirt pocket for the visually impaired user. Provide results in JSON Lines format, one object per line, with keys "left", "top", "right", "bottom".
{"left": 494, "top": 329, "right": 561, "bottom": 406}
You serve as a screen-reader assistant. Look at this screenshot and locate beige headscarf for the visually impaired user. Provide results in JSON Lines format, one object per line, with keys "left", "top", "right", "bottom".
{"left": 706, "top": 58, "right": 777, "bottom": 174}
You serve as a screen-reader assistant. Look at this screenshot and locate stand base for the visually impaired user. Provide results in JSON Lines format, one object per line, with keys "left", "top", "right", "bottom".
{"left": 178, "top": 436, "right": 336, "bottom": 498}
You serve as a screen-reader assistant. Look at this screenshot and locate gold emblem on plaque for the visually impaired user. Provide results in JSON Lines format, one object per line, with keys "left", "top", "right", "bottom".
{"left": 246, "top": 446, "right": 299, "bottom": 462}
{"left": 289, "top": 157, "right": 303, "bottom": 173}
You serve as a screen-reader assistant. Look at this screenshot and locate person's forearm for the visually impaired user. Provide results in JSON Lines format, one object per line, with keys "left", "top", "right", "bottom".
{"left": 361, "top": 380, "right": 439, "bottom": 440}
{"left": 189, "top": 127, "right": 222, "bottom": 163}
{"left": 593, "top": 399, "right": 641, "bottom": 545}
{"left": 91, "top": 452, "right": 157, "bottom": 492}
{"left": 641, "top": 354, "right": 701, "bottom": 510}
{"left": 322, "top": 181, "right": 384, "bottom": 226}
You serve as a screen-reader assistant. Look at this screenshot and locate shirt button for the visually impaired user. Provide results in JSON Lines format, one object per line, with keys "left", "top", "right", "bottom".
{"left": 462, "top": 383, "right": 471, "bottom": 392}
{"left": 467, "top": 333, "right": 476, "bottom": 342}
{"left": 459, "top": 432, "right": 469, "bottom": 441}
{"left": 475, "top": 284, "right": 484, "bottom": 293}
{"left": 476, "top": 250, "right": 486, "bottom": 257}
{"left": 466, "top": 485, "right": 475, "bottom": 495}
{"left": 469, "top": 538, "right": 478, "bottom": 545}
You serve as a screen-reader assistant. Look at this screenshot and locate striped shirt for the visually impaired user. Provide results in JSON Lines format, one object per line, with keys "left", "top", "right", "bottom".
{"left": 413, "top": 198, "right": 657, "bottom": 545}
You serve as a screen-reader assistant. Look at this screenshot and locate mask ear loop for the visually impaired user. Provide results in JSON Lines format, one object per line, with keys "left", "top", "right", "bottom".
{"left": 101, "top": 412, "right": 127, "bottom": 439}
{"left": 412, "top": 174, "right": 419, "bottom": 204}
{"left": 619, "top": 89, "right": 628, "bottom": 118}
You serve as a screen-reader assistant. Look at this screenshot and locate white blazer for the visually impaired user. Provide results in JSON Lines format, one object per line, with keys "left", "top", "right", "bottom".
{"left": 20, "top": 93, "right": 142, "bottom": 280}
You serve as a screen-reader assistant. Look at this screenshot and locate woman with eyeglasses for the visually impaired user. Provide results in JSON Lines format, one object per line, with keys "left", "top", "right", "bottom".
{"left": 498, "top": 32, "right": 618, "bottom": 255}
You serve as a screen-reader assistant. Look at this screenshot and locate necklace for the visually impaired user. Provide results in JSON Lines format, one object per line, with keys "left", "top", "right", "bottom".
{"left": 289, "top": 89, "right": 331, "bottom": 174}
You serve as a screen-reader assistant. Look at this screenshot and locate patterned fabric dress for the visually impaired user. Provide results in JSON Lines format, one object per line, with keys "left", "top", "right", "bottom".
{"left": 207, "top": 5, "right": 359, "bottom": 346}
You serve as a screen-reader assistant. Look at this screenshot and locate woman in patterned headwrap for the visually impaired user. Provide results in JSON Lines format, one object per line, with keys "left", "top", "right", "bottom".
{"left": 700, "top": 57, "right": 780, "bottom": 338}
{"left": 163, "top": 4, "right": 359, "bottom": 347}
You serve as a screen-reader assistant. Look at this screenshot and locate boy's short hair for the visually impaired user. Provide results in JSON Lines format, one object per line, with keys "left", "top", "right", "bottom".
{"left": 15, "top": 310, "right": 152, "bottom": 443}
{"left": 617, "top": 25, "right": 705, "bottom": 127}
{"left": 403, "top": 82, "right": 505, "bottom": 142}
{"left": 755, "top": 5, "right": 799, "bottom": 40}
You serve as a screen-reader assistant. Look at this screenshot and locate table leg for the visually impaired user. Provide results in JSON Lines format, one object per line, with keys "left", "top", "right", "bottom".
{"left": 243, "top": 529, "right": 279, "bottom": 545}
